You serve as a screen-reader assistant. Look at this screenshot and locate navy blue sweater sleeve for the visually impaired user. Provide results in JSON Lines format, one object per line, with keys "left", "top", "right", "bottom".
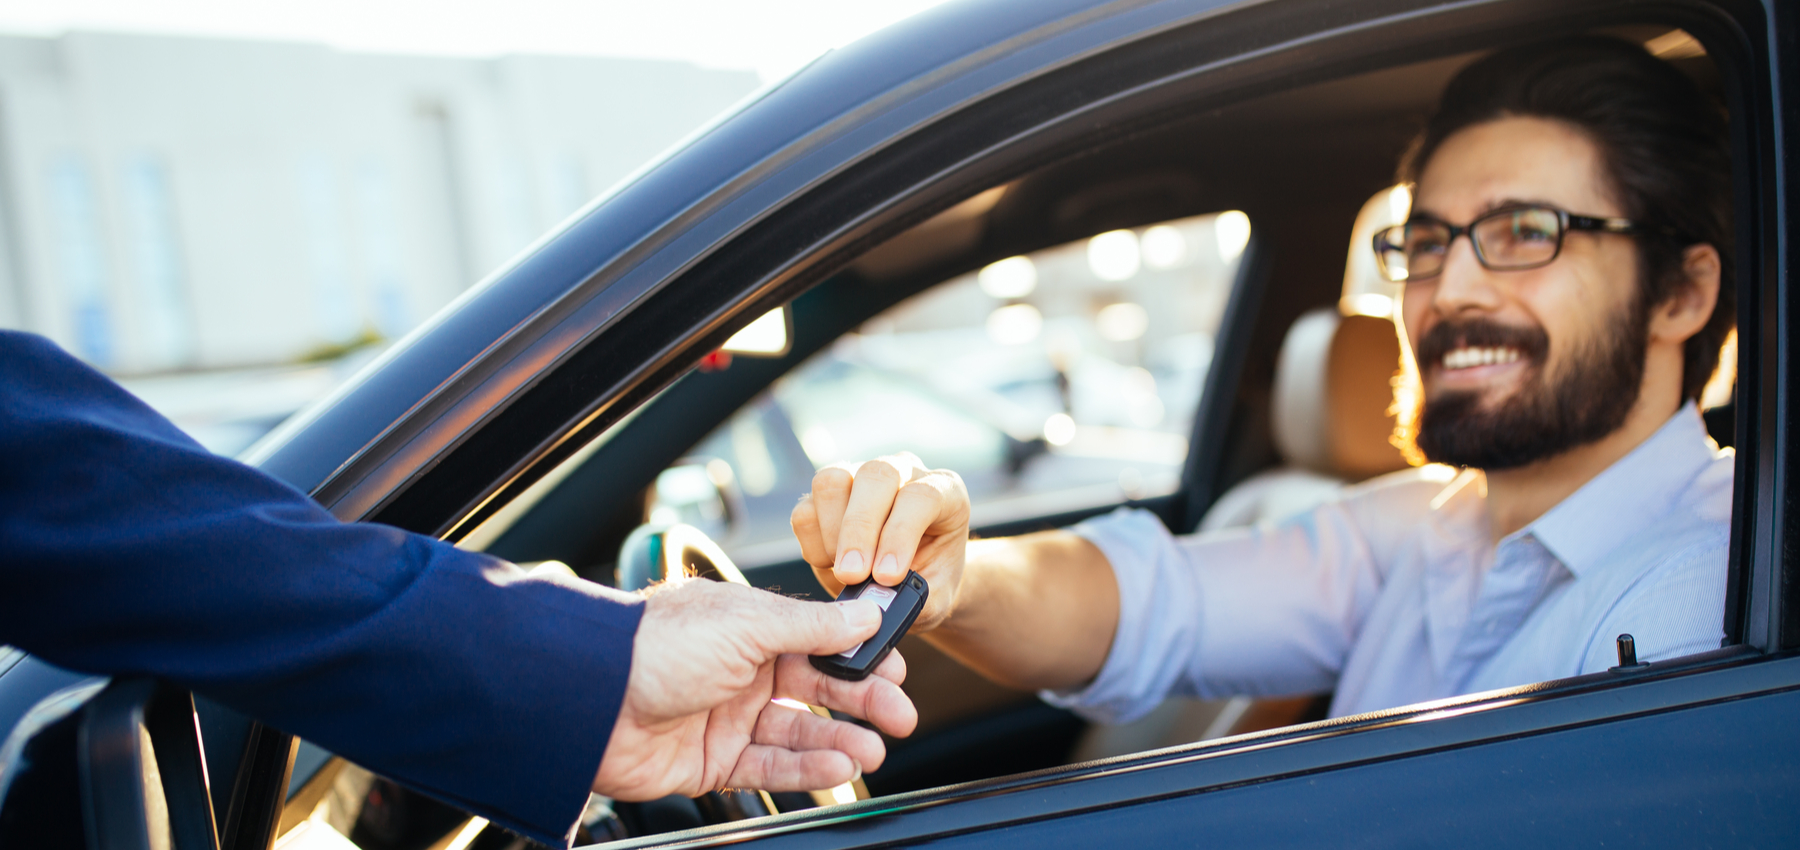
{"left": 0, "top": 332, "right": 642, "bottom": 846}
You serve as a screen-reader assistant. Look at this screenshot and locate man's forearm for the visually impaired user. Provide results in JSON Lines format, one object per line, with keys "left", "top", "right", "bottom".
{"left": 923, "top": 530, "right": 1119, "bottom": 692}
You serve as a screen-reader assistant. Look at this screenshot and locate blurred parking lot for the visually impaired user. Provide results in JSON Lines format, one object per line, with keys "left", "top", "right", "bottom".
{"left": 0, "top": 3, "right": 949, "bottom": 453}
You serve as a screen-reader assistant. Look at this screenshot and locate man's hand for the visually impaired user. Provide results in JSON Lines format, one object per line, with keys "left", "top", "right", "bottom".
{"left": 592, "top": 579, "right": 917, "bottom": 800}
{"left": 789, "top": 453, "right": 1121, "bottom": 692}
{"left": 790, "top": 453, "right": 972, "bottom": 632}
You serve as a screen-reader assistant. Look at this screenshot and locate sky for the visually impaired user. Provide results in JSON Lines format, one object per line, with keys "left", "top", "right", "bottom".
{"left": 0, "top": 0, "right": 958, "bottom": 83}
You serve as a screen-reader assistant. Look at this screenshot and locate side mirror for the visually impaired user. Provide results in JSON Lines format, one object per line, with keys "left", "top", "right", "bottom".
{"left": 0, "top": 675, "right": 108, "bottom": 845}
{"left": 79, "top": 679, "right": 220, "bottom": 850}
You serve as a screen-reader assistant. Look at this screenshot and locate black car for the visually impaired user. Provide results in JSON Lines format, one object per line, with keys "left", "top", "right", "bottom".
{"left": 3, "top": 0, "right": 1797, "bottom": 846}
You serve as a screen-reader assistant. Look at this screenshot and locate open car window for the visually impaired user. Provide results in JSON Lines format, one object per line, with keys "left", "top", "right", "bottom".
{"left": 659, "top": 211, "right": 1247, "bottom": 568}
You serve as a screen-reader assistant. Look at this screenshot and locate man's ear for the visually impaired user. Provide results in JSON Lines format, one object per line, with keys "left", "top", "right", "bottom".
{"left": 1649, "top": 243, "right": 1722, "bottom": 345}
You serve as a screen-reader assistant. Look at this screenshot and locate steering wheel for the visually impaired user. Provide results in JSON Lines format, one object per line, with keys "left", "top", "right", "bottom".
{"left": 617, "top": 522, "right": 753, "bottom": 590}
{"left": 614, "top": 523, "right": 869, "bottom": 828}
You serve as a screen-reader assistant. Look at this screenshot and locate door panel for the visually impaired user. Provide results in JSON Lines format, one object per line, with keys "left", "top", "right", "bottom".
{"left": 584, "top": 652, "right": 1789, "bottom": 850}
{"left": 929, "top": 686, "right": 1800, "bottom": 848}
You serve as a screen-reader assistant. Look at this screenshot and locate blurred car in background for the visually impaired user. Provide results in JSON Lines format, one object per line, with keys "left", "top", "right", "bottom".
{"left": 652, "top": 211, "right": 1235, "bottom": 567}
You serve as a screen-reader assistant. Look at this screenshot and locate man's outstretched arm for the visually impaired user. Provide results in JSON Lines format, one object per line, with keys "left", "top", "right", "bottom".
{"left": 0, "top": 331, "right": 913, "bottom": 846}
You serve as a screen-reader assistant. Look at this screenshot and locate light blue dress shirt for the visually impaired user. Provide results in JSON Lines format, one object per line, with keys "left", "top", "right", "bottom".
{"left": 1046, "top": 403, "right": 1733, "bottom": 722}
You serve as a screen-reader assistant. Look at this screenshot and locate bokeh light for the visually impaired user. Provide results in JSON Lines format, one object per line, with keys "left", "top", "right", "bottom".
{"left": 1215, "top": 210, "right": 1251, "bottom": 261}
{"left": 985, "top": 303, "right": 1043, "bottom": 345}
{"left": 1096, "top": 301, "right": 1148, "bottom": 341}
{"left": 1140, "top": 224, "right": 1186, "bottom": 269}
{"left": 978, "top": 255, "right": 1037, "bottom": 299}
{"left": 1087, "top": 229, "right": 1140, "bottom": 281}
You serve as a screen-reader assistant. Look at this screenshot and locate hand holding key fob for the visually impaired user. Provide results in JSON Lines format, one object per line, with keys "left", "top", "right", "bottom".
{"left": 810, "top": 571, "right": 929, "bottom": 681}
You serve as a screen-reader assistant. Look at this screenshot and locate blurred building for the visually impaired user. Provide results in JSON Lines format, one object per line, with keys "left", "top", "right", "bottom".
{"left": 0, "top": 31, "right": 758, "bottom": 374}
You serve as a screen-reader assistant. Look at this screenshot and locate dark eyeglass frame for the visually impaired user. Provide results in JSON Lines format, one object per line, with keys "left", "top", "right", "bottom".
{"left": 1372, "top": 204, "right": 1668, "bottom": 282}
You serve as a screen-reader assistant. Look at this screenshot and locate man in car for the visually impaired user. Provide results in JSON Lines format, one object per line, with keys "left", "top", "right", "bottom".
{"left": 1, "top": 333, "right": 916, "bottom": 846}
{"left": 790, "top": 37, "right": 1734, "bottom": 723}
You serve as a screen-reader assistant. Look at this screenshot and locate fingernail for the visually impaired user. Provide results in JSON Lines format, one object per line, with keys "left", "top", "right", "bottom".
{"left": 836, "top": 549, "right": 865, "bottom": 580}
{"left": 876, "top": 553, "right": 899, "bottom": 582}
{"left": 850, "top": 760, "right": 863, "bottom": 783}
{"left": 838, "top": 599, "right": 880, "bottom": 629}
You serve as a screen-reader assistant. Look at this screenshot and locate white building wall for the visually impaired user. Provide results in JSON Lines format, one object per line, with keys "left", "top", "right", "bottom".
{"left": 0, "top": 32, "right": 758, "bottom": 373}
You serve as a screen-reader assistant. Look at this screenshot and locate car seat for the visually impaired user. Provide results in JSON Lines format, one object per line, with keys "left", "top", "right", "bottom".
{"left": 1198, "top": 306, "right": 1410, "bottom": 530}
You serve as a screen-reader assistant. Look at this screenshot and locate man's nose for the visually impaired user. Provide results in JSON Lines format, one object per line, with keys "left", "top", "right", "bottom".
{"left": 1429, "top": 235, "right": 1504, "bottom": 316}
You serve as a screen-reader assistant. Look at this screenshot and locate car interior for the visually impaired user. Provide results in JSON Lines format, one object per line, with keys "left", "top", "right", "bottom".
{"left": 238, "top": 21, "right": 1741, "bottom": 850}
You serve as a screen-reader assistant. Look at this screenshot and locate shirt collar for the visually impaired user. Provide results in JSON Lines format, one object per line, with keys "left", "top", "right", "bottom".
{"left": 1523, "top": 402, "right": 1721, "bottom": 578}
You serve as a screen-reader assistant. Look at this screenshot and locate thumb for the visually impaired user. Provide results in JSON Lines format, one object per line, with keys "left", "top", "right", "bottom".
{"left": 746, "top": 593, "right": 882, "bottom": 658}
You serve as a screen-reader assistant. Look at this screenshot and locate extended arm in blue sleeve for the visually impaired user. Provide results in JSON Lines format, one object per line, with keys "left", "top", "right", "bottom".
{"left": 0, "top": 332, "right": 640, "bottom": 845}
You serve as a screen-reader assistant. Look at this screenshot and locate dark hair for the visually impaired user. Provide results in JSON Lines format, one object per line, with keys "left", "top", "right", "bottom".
{"left": 1399, "top": 36, "right": 1734, "bottom": 403}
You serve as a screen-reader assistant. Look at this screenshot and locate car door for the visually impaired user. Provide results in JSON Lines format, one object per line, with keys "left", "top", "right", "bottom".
{"left": 410, "top": 0, "right": 1800, "bottom": 844}
{"left": 3, "top": 0, "right": 1793, "bottom": 847}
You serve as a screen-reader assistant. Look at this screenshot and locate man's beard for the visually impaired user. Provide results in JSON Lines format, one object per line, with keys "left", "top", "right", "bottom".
{"left": 1413, "top": 305, "right": 1647, "bottom": 470}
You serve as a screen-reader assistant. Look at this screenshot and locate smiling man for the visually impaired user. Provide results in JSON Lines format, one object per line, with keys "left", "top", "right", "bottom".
{"left": 787, "top": 36, "right": 1737, "bottom": 721}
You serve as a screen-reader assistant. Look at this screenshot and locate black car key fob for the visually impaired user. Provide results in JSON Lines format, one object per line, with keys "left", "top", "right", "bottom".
{"left": 810, "top": 571, "right": 928, "bottom": 681}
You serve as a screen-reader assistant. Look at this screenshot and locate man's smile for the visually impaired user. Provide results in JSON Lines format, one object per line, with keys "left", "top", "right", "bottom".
{"left": 1427, "top": 342, "right": 1532, "bottom": 394}
{"left": 1414, "top": 314, "right": 1552, "bottom": 401}
{"left": 1441, "top": 345, "right": 1523, "bottom": 370}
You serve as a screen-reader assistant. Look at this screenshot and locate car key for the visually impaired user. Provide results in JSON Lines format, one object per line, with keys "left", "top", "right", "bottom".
{"left": 811, "top": 571, "right": 929, "bottom": 681}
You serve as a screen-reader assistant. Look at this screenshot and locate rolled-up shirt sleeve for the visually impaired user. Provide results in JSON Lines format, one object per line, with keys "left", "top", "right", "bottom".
{"left": 1040, "top": 508, "right": 1200, "bottom": 724}
{"left": 1041, "top": 501, "right": 1389, "bottom": 724}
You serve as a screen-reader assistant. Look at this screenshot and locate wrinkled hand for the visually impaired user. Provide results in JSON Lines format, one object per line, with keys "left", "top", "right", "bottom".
{"left": 592, "top": 579, "right": 917, "bottom": 800}
{"left": 790, "top": 452, "right": 971, "bottom": 632}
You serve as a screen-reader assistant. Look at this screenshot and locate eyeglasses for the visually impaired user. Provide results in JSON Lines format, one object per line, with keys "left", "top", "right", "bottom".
{"left": 1372, "top": 204, "right": 1657, "bottom": 283}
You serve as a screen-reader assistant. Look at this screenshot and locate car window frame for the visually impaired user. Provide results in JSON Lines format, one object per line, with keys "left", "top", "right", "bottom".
{"left": 465, "top": 7, "right": 1793, "bottom": 840}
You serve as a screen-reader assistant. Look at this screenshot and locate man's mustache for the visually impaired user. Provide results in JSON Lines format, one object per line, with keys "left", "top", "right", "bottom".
{"left": 1416, "top": 319, "right": 1550, "bottom": 369}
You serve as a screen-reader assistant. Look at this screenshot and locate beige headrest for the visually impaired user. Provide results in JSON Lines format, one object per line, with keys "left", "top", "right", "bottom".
{"left": 1271, "top": 308, "right": 1409, "bottom": 481}
{"left": 1340, "top": 185, "right": 1410, "bottom": 318}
